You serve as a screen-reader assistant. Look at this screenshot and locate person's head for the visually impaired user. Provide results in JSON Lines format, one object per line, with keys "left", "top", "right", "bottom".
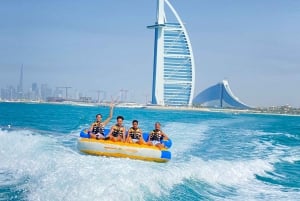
{"left": 132, "top": 120, "right": 138, "bottom": 129}
{"left": 116, "top": 116, "right": 124, "bottom": 126}
{"left": 155, "top": 122, "right": 161, "bottom": 130}
{"left": 96, "top": 114, "right": 102, "bottom": 122}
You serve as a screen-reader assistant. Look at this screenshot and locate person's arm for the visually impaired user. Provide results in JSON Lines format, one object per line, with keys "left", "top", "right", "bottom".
{"left": 139, "top": 129, "right": 145, "bottom": 143}
{"left": 126, "top": 129, "right": 131, "bottom": 142}
{"left": 161, "top": 131, "right": 168, "bottom": 140}
{"left": 102, "top": 103, "right": 114, "bottom": 126}
{"left": 88, "top": 123, "right": 94, "bottom": 132}
{"left": 122, "top": 127, "right": 126, "bottom": 142}
{"left": 107, "top": 126, "right": 114, "bottom": 138}
{"left": 147, "top": 131, "right": 151, "bottom": 142}
{"left": 146, "top": 131, "right": 152, "bottom": 145}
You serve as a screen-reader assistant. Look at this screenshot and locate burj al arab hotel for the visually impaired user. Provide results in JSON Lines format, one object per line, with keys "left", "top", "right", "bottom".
{"left": 148, "top": 0, "right": 195, "bottom": 106}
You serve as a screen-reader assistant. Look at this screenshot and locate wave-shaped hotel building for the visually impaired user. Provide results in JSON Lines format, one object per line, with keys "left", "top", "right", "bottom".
{"left": 193, "top": 80, "right": 251, "bottom": 109}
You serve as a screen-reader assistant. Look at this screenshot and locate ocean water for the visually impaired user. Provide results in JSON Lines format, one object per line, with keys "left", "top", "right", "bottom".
{"left": 0, "top": 102, "right": 299, "bottom": 201}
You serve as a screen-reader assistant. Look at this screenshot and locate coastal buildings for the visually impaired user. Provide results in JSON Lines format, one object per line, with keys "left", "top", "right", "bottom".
{"left": 17, "top": 65, "right": 24, "bottom": 99}
{"left": 0, "top": 2, "right": 249, "bottom": 109}
{"left": 148, "top": 0, "right": 195, "bottom": 106}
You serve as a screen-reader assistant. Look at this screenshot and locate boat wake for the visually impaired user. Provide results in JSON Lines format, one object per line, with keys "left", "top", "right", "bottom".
{"left": 1, "top": 120, "right": 299, "bottom": 200}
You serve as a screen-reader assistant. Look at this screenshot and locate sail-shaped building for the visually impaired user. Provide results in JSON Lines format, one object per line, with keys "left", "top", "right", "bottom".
{"left": 148, "top": 0, "right": 195, "bottom": 106}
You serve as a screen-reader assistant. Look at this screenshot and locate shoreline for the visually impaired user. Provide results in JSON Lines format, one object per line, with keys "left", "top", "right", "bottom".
{"left": 144, "top": 105, "right": 300, "bottom": 117}
{"left": 1, "top": 100, "right": 300, "bottom": 117}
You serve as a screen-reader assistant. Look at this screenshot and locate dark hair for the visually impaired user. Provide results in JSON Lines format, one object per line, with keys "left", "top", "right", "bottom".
{"left": 132, "top": 120, "right": 138, "bottom": 124}
{"left": 117, "top": 115, "right": 124, "bottom": 120}
{"left": 155, "top": 122, "right": 161, "bottom": 126}
{"left": 96, "top": 114, "right": 102, "bottom": 118}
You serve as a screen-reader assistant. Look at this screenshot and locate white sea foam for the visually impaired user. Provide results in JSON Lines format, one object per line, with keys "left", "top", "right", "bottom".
{"left": 163, "top": 122, "right": 208, "bottom": 155}
{"left": 0, "top": 127, "right": 204, "bottom": 200}
{"left": 1, "top": 122, "right": 299, "bottom": 201}
{"left": 180, "top": 157, "right": 273, "bottom": 184}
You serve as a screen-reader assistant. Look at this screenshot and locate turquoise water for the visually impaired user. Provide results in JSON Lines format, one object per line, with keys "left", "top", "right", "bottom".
{"left": 0, "top": 102, "right": 299, "bottom": 201}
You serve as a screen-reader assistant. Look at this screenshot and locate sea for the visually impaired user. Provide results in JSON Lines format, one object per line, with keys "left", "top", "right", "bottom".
{"left": 0, "top": 102, "right": 299, "bottom": 201}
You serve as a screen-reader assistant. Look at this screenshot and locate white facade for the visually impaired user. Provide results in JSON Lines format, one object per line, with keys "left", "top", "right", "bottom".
{"left": 148, "top": 0, "right": 195, "bottom": 106}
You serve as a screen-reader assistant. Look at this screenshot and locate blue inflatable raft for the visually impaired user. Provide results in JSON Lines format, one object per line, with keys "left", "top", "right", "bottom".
{"left": 77, "top": 129, "right": 172, "bottom": 163}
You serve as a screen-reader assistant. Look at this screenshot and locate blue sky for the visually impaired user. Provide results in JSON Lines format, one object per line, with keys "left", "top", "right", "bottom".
{"left": 0, "top": 0, "right": 299, "bottom": 107}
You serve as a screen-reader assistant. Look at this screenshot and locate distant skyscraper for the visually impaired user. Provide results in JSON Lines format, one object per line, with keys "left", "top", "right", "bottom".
{"left": 31, "top": 82, "right": 39, "bottom": 100}
{"left": 1, "top": 86, "right": 17, "bottom": 100}
{"left": 17, "top": 65, "right": 24, "bottom": 99}
{"left": 148, "top": 0, "right": 195, "bottom": 106}
{"left": 41, "top": 84, "right": 52, "bottom": 101}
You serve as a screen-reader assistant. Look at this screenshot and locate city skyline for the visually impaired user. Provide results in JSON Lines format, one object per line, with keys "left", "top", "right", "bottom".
{"left": 0, "top": 0, "right": 299, "bottom": 107}
{"left": 0, "top": 67, "right": 133, "bottom": 103}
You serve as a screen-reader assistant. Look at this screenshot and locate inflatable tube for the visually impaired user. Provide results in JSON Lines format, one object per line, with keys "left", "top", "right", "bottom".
{"left": 78, "top": 129, "right": 172, "bottom": 162}
{"left": 77, "top": 138, "right": 171, "bottom": 162}
{"left": 80, "top": 129, "right": 172, "bottom": 149}
{"left": 161, "top": 139, "right": 172, "bottom": 149}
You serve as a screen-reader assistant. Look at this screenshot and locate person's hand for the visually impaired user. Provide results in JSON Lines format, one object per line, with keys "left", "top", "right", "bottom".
{"left": 110, "top": 101, "right": 115, "bottom": 108}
